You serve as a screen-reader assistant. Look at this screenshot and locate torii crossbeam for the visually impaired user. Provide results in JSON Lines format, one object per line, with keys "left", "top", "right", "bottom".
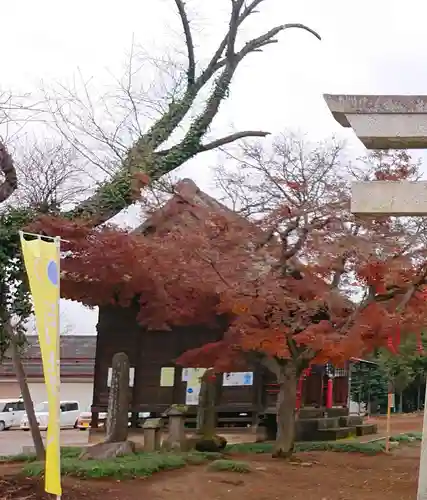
{"left": 324, "top": 94, "right": 427, "bottom": 215}
{"left": 324, "top": 92, "right": 427, "bottom": 500}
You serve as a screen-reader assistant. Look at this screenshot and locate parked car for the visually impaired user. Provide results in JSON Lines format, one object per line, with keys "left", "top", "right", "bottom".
{"left": 76, "top": 409, "right": 151, "bottom": 430}
{"left": 20, "top": 400, "right": 81, "bottom": 431}
{"left": 76, "top": 408, "right": 107, "bottom": 430}
{"left": 0, "top": 398, "right": 26, "bottom": 431}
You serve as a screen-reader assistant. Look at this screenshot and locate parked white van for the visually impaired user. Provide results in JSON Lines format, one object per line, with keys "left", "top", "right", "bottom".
{"left": 20, "top": 401, "right": 81, "bottom": 431}
{"left": 0, "top": 398, "right": 26, "bottom": 431}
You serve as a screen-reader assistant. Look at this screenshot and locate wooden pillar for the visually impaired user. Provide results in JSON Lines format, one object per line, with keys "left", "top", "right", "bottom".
{"left": 90, "top": 410, "right": 99, "bottom": 429}
{"left": 345, "top": 362, "right": 351, "bottom": 408}
{"left": 130, "top": 412, "right": 139, "bottom": 428}
{"left": 172, "top": 365, "right": 182, "bottom": 404}
{"left": 251, "top": 364, "right": 263, "bottom": 426}
{"left": 91, "top": 326, "right": 102, "bottom": 418}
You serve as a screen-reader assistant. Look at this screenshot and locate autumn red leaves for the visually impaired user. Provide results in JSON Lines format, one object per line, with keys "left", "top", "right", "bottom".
{"left": 27, "top": 145, "right": 427, "bottom": 374}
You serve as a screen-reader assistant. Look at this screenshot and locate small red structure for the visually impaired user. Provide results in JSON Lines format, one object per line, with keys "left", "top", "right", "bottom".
{"left": 266, "top": 363, "right": 350, "bottom": 412}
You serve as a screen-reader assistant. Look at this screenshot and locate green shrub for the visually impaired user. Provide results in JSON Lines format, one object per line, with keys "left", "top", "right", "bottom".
{"left": 208, "top": 459, "right": 251, "bottom": 473}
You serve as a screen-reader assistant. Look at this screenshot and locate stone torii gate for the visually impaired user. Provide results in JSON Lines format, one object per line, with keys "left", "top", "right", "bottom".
{"left": 324, "top": 93, "right": 427, "bottom": 500}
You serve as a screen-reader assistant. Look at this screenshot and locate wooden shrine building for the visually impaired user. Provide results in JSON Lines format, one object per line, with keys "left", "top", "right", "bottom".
{"left": 90, "top": 179, "right": 377, "bottom": 440}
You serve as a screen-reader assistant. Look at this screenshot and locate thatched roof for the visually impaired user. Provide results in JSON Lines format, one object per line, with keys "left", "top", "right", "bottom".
{"left": 134, "top": 179, "right": 352, "bottom": 312}
{"left": 134, "top": 178, "right": 251, "bottom": 236}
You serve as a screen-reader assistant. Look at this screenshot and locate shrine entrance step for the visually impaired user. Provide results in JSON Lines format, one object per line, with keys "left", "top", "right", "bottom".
{"left": 315, "top": 426, "right": 356, "bottom": 440}
{"left": 356, "top": 423, "right": 378, "bottom": 436}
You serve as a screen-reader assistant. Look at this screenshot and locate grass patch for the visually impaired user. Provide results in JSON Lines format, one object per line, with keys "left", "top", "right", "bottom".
{"left": 226, "top": 441, "right": 385, "bottom": 456}
{"left": 13, "top": 432, "right": 421, "bottom": 480}
{"left": 24, "top": 452, "right": 188, "bottom": 479}
{"left": 0, "top": 452, "right": 36, "bottom": 463}
{"left": 383, "top": 432, "right": 423, "bottom": 443}
{"left": 407, "top": 432, "right": 423, "bottom": 440}
{"left": 22, "top": 450, "right": 224, "bottom": 479}
{"left": 390, "top": 432, "right": 422, "bottom": 442}
{"left": 227, "top": 432, "right": 424, "bottom": 456}
{"left": 0, "top": 447, "right": 82, "bottom": 464}
{"left": 207, "top": 459, "right": 251, "bottom": 473}
{"left": 183, "top": 451, "right": 224, "bottom": 465}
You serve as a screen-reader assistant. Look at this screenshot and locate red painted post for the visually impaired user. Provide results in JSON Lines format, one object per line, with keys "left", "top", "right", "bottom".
{"left": 326, "top": 378, "right": 333, "bottom": 409}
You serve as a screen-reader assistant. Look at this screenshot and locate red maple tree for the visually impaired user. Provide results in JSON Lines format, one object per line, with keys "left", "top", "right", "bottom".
{"left": 178, "top": 144, "right": 427, "bottom": 456}
{"left": 27, "top": 179, "right": 255, "bottom": 330}
{"left": 28, "top": 143, "right": 427, "bottom": 458}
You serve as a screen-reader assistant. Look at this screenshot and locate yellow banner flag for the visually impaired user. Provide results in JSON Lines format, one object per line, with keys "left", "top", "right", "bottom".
{"left": 19, "top": 232, "right": 61, "bottom": 497}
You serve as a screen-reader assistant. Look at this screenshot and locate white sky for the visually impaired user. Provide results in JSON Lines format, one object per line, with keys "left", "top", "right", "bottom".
{"left": 4, "top": 0, "right": 427, "bottom": 335}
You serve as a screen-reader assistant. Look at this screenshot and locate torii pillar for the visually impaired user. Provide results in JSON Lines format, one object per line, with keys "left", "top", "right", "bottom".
{"left": 323, "top": 93, "right": 427, "bottom": 500}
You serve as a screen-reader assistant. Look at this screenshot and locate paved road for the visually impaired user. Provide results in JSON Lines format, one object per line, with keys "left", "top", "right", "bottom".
{"left": 0, "top": 429, "right": 89, "bottom": 456}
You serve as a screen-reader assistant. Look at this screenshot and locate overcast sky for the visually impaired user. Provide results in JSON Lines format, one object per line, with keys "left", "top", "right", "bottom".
{"left": 5, "top": 0, "right": 426, "bottom": 335}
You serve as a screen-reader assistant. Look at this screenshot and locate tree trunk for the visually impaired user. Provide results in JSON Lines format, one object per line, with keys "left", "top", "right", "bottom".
{"left": 273, "top": 363, "right": 297, "bottom": 458}
{"left": 0, "top": 142, "right": 18, "bottom": 203}
{"left": 197, "top": 369, "right": 217, "bottom": 438}
{"left": 105, "top": 352, "right": 130, "bottom": 443}
{"left": 8, "top": 330, "right": 45, "bottom": 460}
{"left": 418, "top": 380, "right": 422, "bottom": 411}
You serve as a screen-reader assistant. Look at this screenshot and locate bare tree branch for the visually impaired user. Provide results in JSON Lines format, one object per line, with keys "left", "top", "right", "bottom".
{"left": 62, "top": 1, "right": 320, "bottom": 224}
{"left": 199, "top": 131, "right": 270, "bottom": 152}
{"left": 174, "top": 0, "right": 196, "bottom": 86}
{"left": 7, "top": 139, "right": 90, "bottom": 212}
{"left": 160, "top": 130, "right": 271, "bottom": 158}
{"left": 236, "top": 23, "right": 320, "bottom": 61}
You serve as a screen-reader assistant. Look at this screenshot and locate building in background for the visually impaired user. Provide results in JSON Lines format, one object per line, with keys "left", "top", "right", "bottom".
{"left": 0, "top": 335, "right": 96, "bottom": 409}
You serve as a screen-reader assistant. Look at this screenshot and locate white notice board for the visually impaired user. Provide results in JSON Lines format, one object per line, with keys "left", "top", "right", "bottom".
{"left": 185, "top": 384, "right": 201, "bottom": 405}
{"left": 223, "top": 372, "right": 253, "bottom": 386}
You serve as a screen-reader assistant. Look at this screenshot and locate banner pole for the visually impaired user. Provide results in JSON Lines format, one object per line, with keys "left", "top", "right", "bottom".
{"left": 385, "top": 380, "right": 393, "bottom": 454}
{"left": 19, "top": 231, "right": 63, "bottom": 497}
{"left": 55, "top": 236, "right": 61, "bottom": 500}
{"left": 19, "top": 231, "right": 62, "bottom": 498}
{"left": 19, "top": 230, "right": 70, "bottom": 243}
